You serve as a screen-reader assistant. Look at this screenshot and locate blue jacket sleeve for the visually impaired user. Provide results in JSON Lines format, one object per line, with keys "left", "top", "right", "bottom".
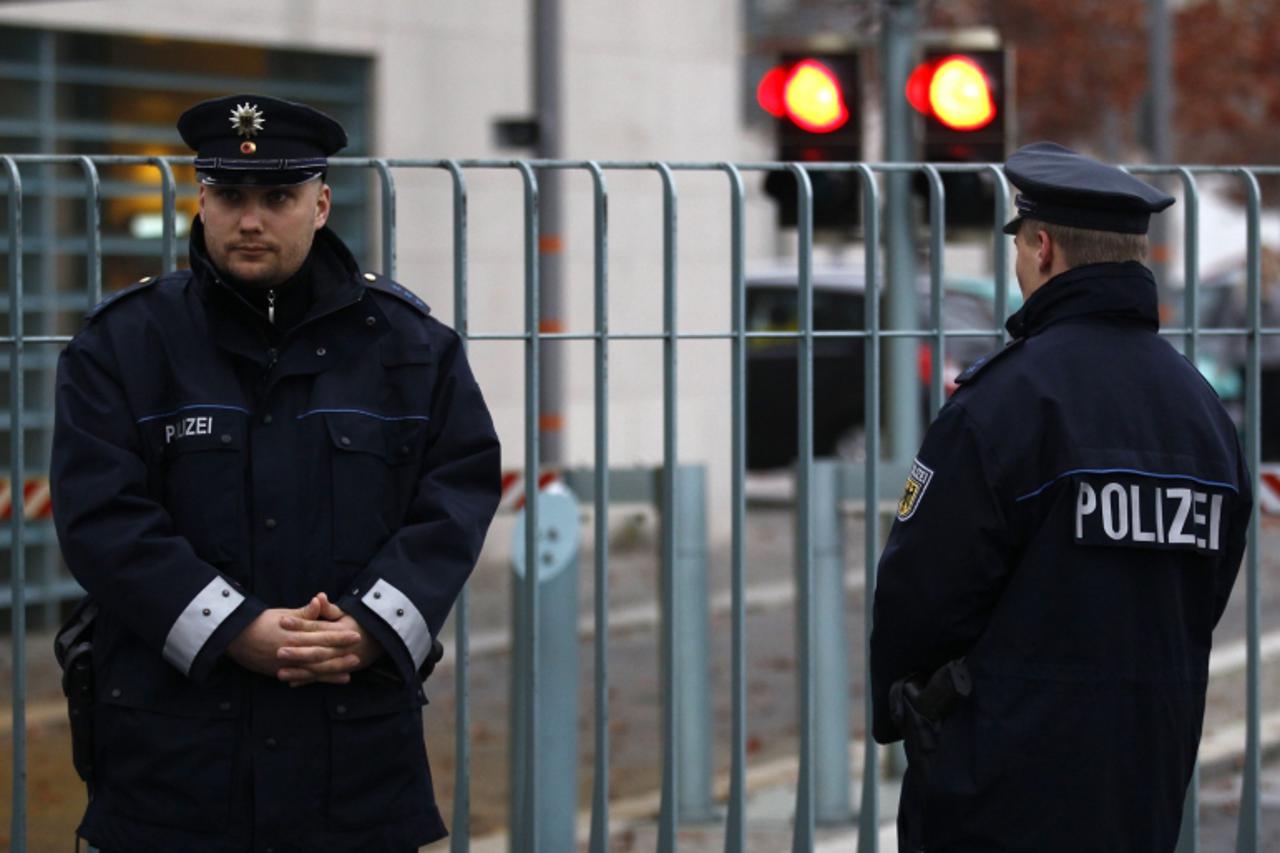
{"left": 338, "top": 330, "right": 501, "bottom": 684}
{"left": 869, "top": 402, "right": 1014, "bottom": 743}
{"left": 51, "top": 329, "right": 267, "bottom": 680}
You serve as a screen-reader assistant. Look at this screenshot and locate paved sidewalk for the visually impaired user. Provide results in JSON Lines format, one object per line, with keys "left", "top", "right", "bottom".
{"left": 3, "top": 508, "right": 1278, "bottom": 851}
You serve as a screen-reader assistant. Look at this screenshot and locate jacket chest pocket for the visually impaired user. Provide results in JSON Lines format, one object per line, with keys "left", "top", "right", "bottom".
{"left": 158, "top": 425, "right": 246, "bottom": 567}
{"left": 325, "top": 412, "right": 429, "bottom": 563}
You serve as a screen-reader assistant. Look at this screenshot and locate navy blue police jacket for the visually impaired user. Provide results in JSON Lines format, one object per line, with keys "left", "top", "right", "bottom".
{"left": 870, "top": 262, "right": 1252, "bottom": 853}
{"left": 51, "top": 220, "right": 501, "bottom": 853}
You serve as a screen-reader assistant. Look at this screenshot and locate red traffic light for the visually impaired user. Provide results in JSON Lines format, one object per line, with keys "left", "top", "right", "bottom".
{"left": 905, "top": 54, "right": 997, "bottom": 131}
{"left": 757, "top": 59, "right": 850, "bottom": 133}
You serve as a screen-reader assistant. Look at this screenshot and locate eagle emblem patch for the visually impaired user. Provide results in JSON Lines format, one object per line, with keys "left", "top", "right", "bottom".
{"left": 897, "top": 458, "right": 934, "bottom": 522}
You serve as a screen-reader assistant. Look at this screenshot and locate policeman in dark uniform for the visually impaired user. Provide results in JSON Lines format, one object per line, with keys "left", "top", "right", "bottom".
{"left": 870, "top": 142, "right": 1252, "bottom": 852}
{"left": 51, "top": 95, "right": 501, "bottom": 852}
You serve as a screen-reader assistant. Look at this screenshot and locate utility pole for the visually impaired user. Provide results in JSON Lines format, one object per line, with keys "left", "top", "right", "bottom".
{"left": 1148, "top": 0, "right": 1172, "bottom": 291}
{"left": 881, "top": 0, "right": 921, "bottom": 462}
{"left": 535, "top": 0, "right": 566, "bottom": 463}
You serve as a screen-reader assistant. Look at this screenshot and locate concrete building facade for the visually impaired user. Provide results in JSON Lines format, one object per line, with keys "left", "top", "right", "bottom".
{"left": 0, "top": 1, "right": 781, "bottom": 530}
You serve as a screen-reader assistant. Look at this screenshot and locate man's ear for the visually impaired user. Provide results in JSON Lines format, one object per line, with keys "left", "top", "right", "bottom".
{"left": 1036, "top": 229, "right": 1054, "bottom": 273}
{"left": 197, "top": 184, "right": 206, "bottom": 223}
{"left": 314, "top": 183, "right": 331, "bottom": 230}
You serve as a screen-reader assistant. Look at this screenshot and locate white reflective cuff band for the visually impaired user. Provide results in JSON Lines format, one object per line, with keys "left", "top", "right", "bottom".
{"left": 362, "top": 578, "right": 432, "bottom": 670}
{"left": 162, "top": 576, "right": 245, "bottom": 674}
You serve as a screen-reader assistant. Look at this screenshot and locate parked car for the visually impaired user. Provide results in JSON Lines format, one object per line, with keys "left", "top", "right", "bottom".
{"left": 745, "top": 268, "right": 1021, "bottom": 470}
{"left": 1168, "top": 252, "right": 1280, "bottom": 459}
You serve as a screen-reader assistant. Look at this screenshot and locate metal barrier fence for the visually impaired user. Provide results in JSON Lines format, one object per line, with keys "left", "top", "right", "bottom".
{"left": 1, "top": 154, "right": 1274, "bottom": 852}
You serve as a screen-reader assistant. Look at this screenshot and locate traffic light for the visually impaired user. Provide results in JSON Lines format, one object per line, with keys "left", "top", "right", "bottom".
{"left": 907, "top": 48, "right": 1009, "bottom": 229}
{"left": 758, "top": 53, "right": 861, "bottom": 231}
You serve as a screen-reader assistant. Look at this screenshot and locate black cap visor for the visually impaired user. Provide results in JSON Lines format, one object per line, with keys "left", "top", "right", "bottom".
{"left": 197, "top": 166, "right": 325, "bottom": 187}
{"left": 1002, "top": 193, "right": 1154, "bottom": 235}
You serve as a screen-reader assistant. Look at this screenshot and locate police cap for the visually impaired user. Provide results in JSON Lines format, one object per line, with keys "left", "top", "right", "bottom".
{"left": 1001, "top": 142, "right": 1174, "bottom": 236}
{"left": 177, "top": 94, "right": 347, "bottom": 186}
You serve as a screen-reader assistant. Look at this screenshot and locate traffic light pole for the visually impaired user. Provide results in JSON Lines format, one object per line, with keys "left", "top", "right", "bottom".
{"left": 881, "top": 0, "right": 922, "bottom": 465}
{"left": 1147, "top": 0, "right": 1172, "bottom": 300}
{"left": 536, "top": 0, "right": 566, "bottom": 464}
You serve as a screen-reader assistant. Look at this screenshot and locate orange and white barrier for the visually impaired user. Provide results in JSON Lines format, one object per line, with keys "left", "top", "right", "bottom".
{"left": 499, "top": 469, "right": 562, "bottom": 513}
{"left": 0, "top": 476, "right": 53, "bottom": 521}
{"left": 1259, "top": 465, "right": 1280, "bottom": 516}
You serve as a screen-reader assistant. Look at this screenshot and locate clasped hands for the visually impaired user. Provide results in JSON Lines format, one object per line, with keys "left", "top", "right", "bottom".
{"left": 227, "top": 592, "right": 384, "bottom": 686}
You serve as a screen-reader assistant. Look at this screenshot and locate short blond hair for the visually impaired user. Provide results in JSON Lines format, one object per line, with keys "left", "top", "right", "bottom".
{"left": 1018, "top": 218, "right": 1148, "bottom": 268}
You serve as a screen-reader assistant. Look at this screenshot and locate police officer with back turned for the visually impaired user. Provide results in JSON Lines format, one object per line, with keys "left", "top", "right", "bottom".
{"left": 51, "top": 94, "right": 501, "bottom": 852}
{"left": 870, "top": 142, "right": 1252, "bottom": 852}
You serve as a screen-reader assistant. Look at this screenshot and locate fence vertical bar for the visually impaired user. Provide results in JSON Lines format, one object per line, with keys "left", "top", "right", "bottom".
{"left": 674, "top": 463, "right": 714, "bottom": 821}
{"left": 78, "top": 157, "right": 102, "bottom": 306}
{"left": 656, "top": 161, "right": 680, "bottom": 853}
{"left": 1173, "top": 167, "right": 1201, "bottom": 853}
{"left": 922, "top": 166, "right": 946, "bottom": 418}
{"left": 443, "top": 159, "right": 472, "bottom": 853}
{"left": 790, "top": 162, "right": 816, "bottom": 853}
{"left": 5, "top": 155, "right": 28, "bottom": 853}
{"left": 375, "top": 159, "right": 397, "bottom": 278}
{"left": 856, "top": 163, "right": 882, "bottom": 853}
{"left": 1234, "top": 168, "right": 1262, "bottom": 853}
{"left": 988, "top": 165, "right": 1011, "bottom": 340}
{"left": 812, "top": 458, "right": 851, "bottom": 824}
{"left": 586, "top": 161, "right": 611, "bottom": 853}
{"left": 518, "top": 161, "right": 541, "bottom": 853}
{"left": 150, "top": 157, "right": 177, "bottom": 272}
{"left": 721, "top": 162, "right": 748, "bottom": 853}
{"left": 1179, "top": 169, "right": 1200, "bottom": 362}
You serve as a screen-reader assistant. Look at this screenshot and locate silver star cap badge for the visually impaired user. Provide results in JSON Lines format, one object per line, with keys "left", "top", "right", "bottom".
{"left": 229, "top": 102, "right": 266, "bottom": 139}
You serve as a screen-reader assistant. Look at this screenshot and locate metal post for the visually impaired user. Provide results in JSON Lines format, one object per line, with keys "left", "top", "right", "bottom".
{"left": 36, "top": 31, "right": 57, "bottom": 630}
{"left": 922, "top": 166, "right": 947, "bottom": 418}
{"left": 534, "top": 0, "right": 566, "bottom": 462}
{"left": 1235, "top": 168, "right": 1262, "bottom": 853}
{"left": 722, "top": 162, "right": 749, "bottom": 853}
{"left": 881, "top": 0, "right": 921, "bottom": 462}
{"left": 516, "top": 161, "right": 541, "bottom": 853}
{"left": 509, "top": 483, "right": 581, "bottom": 853}
{"left": 586, "top": 161, "right": 611, "bottom": 853}
{"left": 812, "top": 459, "right": 852, "bottom": 823}
{"left": 880, "top": 3, "right": 920, "bottom": 790}
{"left": 1173, "top": 170, "right": 1200, "bottom": 853}
{"left": 445, "top": 160, "right": 471, "bottom": 853}
{"left": 375, "top": 159, "right": 397, "bottom": 278}
{"left": 5, "top": 155, "right": 28, "bottom": 853}
{"left": 1147, "top": 0, "right": 1172, "bottom": 290}
{"left": 656, "top": 162, "right": 680, "bottom": 853}
{"left": 855, "top": 163, "right": 882, "bottom": 853}
{"left": 147, "top": 157, "right": 176, "bottom": 273}
{"left": 672, "top": 464, "right": 715, "bottom": 822}
{"left": 790, "top": 162, "right": 816, "bottom": 853}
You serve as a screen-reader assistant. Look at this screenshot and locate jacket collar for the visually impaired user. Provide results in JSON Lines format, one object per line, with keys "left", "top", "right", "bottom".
{"left": 187, "top": 217, "right": 364, "bottom": 327}
{"left": 1005, "top": 261, "right": 1160, "bottom": 339}
{"left": 187, "top": 218, "right": 374, "bottom": 369}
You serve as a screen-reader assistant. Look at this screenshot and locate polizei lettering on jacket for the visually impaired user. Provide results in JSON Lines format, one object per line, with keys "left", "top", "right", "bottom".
{"left": 1074, "top": 477, "right": 1226, "bottom": 554}
{"left": 164, "top": 415, "right": 214, "bottom": 444}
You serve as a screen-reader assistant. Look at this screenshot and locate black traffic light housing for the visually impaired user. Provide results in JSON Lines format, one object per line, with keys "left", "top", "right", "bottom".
{"left": 908, "top": 47, "right": 1010, "bottom": 229}
{"left": 759, "top": 53, "right": 862, "bottom": 231}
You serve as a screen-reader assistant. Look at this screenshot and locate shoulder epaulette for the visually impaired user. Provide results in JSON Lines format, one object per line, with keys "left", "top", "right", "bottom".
{"left": 85, "top": 274, "right": 167, "bottom": 322}
{"left": 955, "top": 338, "right": 1024, "bottom": 387}
{"left": 360, "top": 272, "right": 431, "bottom": 317}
